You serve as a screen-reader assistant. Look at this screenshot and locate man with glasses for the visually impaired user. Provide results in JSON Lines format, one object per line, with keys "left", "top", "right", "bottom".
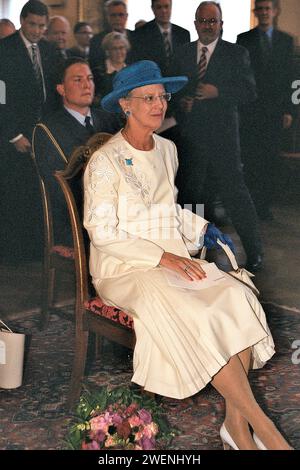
{"left": 89, "top": 0, "right": 133, "bottom": 72}
{"left": 131, "top": 0, "right": 190, "bottom": 76}
{"left": 67, "top": 22, "right": 93, "bottom": 60}
{"left": 172, "top": 1, "right": 264, "bottom": 272}
{"left": 237, "top": 0, "right": 294, "bottom": 221}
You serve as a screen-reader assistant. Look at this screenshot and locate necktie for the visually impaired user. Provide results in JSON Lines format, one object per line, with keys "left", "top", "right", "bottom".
{"left": 85, "top": 115, "right": 94, "bottom": 136}
{"left": 31, "top": 44, "right": 45, "bottom": 103}
{"left": 198, "top": 46, "right": 208, "bottom": 82}
{"left": 260, "top": 32, "right": 272, "bottom": 62}
{"left": 162, "top": 31, "right": 172, "bottom": 61}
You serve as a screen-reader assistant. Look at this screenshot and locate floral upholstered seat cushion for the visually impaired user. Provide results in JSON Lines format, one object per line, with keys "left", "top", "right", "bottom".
{"left": 52, "top": 245, "right": 75, "bottom": 259}
{"left": 84, "top": 297, "right": 134, "bottom": 329}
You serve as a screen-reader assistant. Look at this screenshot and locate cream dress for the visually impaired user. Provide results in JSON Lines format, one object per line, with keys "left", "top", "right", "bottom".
{"left": 84, "top": 131, "right": 275, "bottom": 399}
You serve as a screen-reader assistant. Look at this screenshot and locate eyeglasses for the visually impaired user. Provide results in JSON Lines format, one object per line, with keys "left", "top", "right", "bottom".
{"left": 109, "top": 13, "right": 127, "bottom": 18}
{"left": 196, "top": 18, "right": 220, "bottom": 26}
{"left": 110, "top": 46, "right": 127, "bottom": 51}
{"left": 128, "top": 93, "right": 171, "bottom": 104}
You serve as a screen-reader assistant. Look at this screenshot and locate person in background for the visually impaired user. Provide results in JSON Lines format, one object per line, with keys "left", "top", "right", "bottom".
{"left": 131, "top": 0, "right": 190, "bottom": 75}
{"left": 237, "top": 0, "right": 294, "bottom": 221}
{"left": 0, "top": 0, "right": 59, "bottom": 263}
{"left": 134, "top": 19, "right": 147, "bottom": 30}
{"left": 93, "top": 32, "right": 130, "bottom": 102}
{"left": 172, "top": 1, "right": 263, "bottom": 272}
{"left": 0, "top": 18, "right": 15, "bottom": 39}
{"left": 84, "top": 60, "right": 292, "bottom": 450}
{"left": 67, "top": 21, "right": 93, "bottom": 60}
{"left": 89, "top": 0, "right": 134, "bottom": 72}
{"left": 46, "top": 15, "right": 71, "bottom": 59}
{"left": 33, "top": 57, "right": 121, "bottom": 246}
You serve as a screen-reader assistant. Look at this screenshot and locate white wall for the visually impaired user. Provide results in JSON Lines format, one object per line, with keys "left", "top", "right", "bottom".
{"left": 1, "top": 0, "right": 27, "bottom": 27}
{"left": 127, "top": 0, "right": 252, "bottom": 43}
{"left": 278, "top": 0, "right": 300, "bottom": 46}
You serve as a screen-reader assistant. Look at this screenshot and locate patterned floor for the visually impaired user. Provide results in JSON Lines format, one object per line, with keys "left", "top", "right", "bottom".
{"left": 0, "top": 304, "right": 299, "bottom": 450}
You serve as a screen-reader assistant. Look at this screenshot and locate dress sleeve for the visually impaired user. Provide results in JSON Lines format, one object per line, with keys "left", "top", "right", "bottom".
{"left": 84, "top": 150, "right": 164, "bottom": 268}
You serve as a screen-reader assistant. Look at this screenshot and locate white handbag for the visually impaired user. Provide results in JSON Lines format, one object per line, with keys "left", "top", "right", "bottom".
{"left": 216, "top": 240, "right": 260, "bottom": 296}
{"left": 0, "top": 320, "right": 25, "bottom": 389}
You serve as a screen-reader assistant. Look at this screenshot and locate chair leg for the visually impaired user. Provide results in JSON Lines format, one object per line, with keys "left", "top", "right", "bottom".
{"left": 40, "top": 264, "right": 55, "bottom": 330}
{"left": 94, "top": 333, "right": 104, "bottom": 359}
{"left": 67, "top": 329, "right": 89, "bottom": 410}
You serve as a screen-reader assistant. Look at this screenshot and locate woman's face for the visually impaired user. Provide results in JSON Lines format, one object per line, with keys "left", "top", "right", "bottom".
{"left": 123, "top": 84, "right": 168, "bottom": 132}
{"left": 108, "top": 39, "right": 127, "bottom": 64}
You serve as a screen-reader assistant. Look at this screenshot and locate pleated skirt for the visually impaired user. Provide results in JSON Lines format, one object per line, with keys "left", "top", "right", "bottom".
{"left": 95, "top": 263, "right": 275, "bottom": 399}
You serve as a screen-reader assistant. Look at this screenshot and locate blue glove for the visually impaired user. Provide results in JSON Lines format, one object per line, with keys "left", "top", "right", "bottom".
{"left": 204, "top": 223, "right": 235, "bottom": 253}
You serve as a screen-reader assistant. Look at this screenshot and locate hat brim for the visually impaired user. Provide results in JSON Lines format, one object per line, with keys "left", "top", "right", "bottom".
{"left": 101, "top": 76, "right": 188, "bottom": 113}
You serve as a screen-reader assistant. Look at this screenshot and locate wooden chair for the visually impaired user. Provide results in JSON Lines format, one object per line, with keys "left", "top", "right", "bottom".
{"left": 31, "top": 155, "right": 75, "bottom": 330}
{"left": 54, "top": 132, "right": 135, "bottom": 409}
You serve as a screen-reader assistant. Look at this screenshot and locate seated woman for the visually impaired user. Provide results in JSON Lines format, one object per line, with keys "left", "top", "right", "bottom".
{"left": 93, "top": 32, "right": 130, "bottom": 103}
{"left": 83, "top": 60, "right": 292, "bottom": 450}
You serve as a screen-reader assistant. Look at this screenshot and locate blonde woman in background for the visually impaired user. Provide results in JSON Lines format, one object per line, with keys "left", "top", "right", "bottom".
{"left": 93, "top": 32, "right": 130, "bottom": 103}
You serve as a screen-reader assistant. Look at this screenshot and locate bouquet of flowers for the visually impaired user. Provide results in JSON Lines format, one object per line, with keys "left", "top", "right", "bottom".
{"left": 67, "top": 385, "right": 178, "bottom": 450}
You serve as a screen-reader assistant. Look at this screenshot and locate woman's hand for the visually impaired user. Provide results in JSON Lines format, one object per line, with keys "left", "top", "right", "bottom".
{"left": 159, "top": 252, "right": 207, "bottom": 281}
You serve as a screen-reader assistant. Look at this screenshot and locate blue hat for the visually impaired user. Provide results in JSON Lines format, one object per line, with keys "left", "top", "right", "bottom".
{"left": 101, "top": 60, "right": 188, "bottom": 113}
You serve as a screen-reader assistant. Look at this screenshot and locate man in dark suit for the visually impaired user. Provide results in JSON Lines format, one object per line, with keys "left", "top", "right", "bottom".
{"left": 237, "top": 0, "right": 294, "bottom": 221}
{"left": 172, "top": 1, "right": 263, "bottom": 271}
{"left": 89, "top": 0, "right": 134, "bottom": 72}
{"left": 33, "top": 57, "right": 121, "bottom": 245}
{"left": 46, "top": 15, "right": 71, "bottom": 60}
{"left": 67, "top": 22, "right": 93, "bottom": 60}
{"left": 131, "top": 0, "right": 190, "bottom": 75}
{"left": 0, "top": 0, "right": 60, "bottom": 263}
{"left": 0, "top": 18, "right": 16, "bottom": 39}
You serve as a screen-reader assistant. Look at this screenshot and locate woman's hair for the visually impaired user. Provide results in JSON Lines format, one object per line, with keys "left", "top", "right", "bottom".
{"left": 101, "top": 31, "right": 130, "bottom": 52}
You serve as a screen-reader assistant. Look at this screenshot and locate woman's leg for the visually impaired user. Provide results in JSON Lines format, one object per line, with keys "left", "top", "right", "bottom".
{"left": 211, "top": 353, "right": 291, "bottom": 450}
{"left": 223, "top": 348, "right": 256, "bottom": 449}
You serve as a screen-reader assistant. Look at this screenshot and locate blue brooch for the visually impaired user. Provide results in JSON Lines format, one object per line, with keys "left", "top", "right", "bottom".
{"left": 125, "top": 158, "right": 133, "bottom": 166}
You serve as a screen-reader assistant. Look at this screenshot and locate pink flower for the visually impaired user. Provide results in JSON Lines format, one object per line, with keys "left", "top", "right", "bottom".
{"left": 128, "top": 414, "right": 141, "bottom": 427}
{"left": 81, "top": 440, "right": 100, "bottom": 450}
{"left": 104, "top": 435, "right": 117, "bottom": 448}
{"left": 94, "top": 430, "right": 106, "bottom": 443}
{"left": 134, "top": 430, "right": 143, "bottom": 442}
{"left": 89, "top": 414, "right": 110, "bottom": 433}
{"left": 126, "top": 403, "right": 139, "bottom": 415}
{"left": 111, "top": 413, "right": 123, "bottom": 425}
{"left": 143, "top": 422, "right": 159, "bottom": 438}
{"left": 138, "top": 408, "right": 152, "bottom": 424}
{"left": 140, "top": 436, "right": 156, "bottom": 450}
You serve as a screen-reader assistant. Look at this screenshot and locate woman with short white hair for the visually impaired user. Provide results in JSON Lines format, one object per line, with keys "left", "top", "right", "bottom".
{"left": 93, "top": 31, "right": 130, "bottom": 102}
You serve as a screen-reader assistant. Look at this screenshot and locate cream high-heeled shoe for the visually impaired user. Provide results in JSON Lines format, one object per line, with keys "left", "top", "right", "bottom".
{"left": 220, "top": 423, "right": 239, "bottom": 450}
{"left": 253, "top": 433, "right": 267, "bottom": 450}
